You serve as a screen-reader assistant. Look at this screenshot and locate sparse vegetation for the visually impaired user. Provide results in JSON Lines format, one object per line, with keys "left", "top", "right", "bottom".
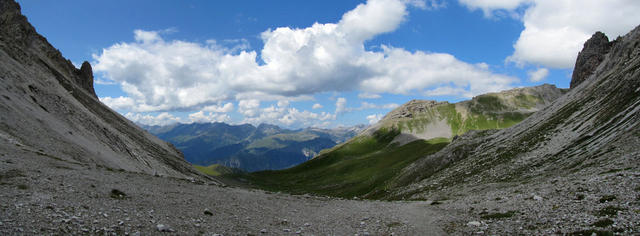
{"left": 597, "top": 206, "right": 625, "bottom": 216}
{"left": 110, "top": 189, "right": 127, "bottom": 199}
{"left": 591, "top": 218, "right": 614, "bottom": 227}
{"left": 599, "top": 195, "right": 616, "bottom": 203}
{"left": 193, "top": 164, "right": 233, "bottom": 176}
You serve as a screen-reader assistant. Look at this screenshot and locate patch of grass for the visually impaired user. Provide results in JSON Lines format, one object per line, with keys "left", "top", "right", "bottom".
{"left": 248, "top": 128, "right": 448, "bottom": 199}
{"left": 599, "top": 195, "right": 616, "bottom": 203}
{"left": 110, "top": 189, "right": 127, "bottom": 199}
{"left": 596, "top": 206, "right": 625, "bottom": 216}
{"left": 480, "top": 210, "right": 518, "bottom": 219}
{"left": 193, "top": 164, "right": 233, "bottom": 176}
{"left": 591, "top": 218, "right": 614, "bottom": 227}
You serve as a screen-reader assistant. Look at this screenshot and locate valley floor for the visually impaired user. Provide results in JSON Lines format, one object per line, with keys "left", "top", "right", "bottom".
{"left": 0, "top": 143, "right": 449, "bottom": 235}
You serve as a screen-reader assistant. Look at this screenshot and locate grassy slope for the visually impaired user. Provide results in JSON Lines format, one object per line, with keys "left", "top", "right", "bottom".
{"left": 193, "top": 164, "right": 233, "bottom": 176}
{"left": 248, "top": 128, "right": 449, "bottom": 199}
{"left": 397, "top": 94, "right": 537, "bottom": 136}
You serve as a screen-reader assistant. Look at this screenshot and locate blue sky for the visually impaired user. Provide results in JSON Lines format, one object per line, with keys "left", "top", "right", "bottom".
{"left": 17, "top": 0, "right": 640, "bottom": 128}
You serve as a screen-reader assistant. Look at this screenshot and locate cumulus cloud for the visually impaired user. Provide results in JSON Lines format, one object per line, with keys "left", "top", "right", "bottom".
{"left": 335, "top": 97, "right": 348, "bottom": 114}
{"left": 459, "top": 0, "right": 640, "bottom": 68}
{"left": 203, "top": 102, "right": 234, "bottom": 113}
{"left": 95, "top": 0, "right": 518, "bottom": 115}
{"left": 125, "top": 112, "right": 181, "bottom": 126}
{"left": 242, "top": 101, "right": 335, "bottom": 128}
{"left": 188, "top": 111, "right": 231, "bottom": 123}
{"left": 366, "top": 114, "right": 384, "bottom": 124}
{"left": 312, "top": 103, "right": 323, "bottom": 109}
{"left": 527, "top": 68, "right": 549, "bottom": 82}
{"left": 358, "top": 92, "right": 381, "bottom": 99}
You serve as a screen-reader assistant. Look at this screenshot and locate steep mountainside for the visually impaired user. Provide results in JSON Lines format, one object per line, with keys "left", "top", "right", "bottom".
{"left": 144, "top": 122, "right": 364, "bottom": 171}
{"left": 376, "top": 29, "right": 640, "bottom": 234}
{"left": 249, "top": 85, "right": 564, "bottom": 198}
{"left": 0, "top": 0, "right": 202, "bottom": 178}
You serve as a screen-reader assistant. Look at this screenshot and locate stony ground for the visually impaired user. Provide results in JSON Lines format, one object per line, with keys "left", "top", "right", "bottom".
{"left": 0, "top": 143, "right": 450, "bottom": 235}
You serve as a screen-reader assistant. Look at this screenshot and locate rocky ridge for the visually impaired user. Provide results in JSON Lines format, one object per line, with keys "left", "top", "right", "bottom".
{"left": 0, "top": 0, "right": 203, "bottom": 178}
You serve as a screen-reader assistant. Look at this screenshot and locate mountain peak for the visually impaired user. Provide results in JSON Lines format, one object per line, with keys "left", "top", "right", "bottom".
{"left": 570, "top": 31, "right": 614, "bottom": 89}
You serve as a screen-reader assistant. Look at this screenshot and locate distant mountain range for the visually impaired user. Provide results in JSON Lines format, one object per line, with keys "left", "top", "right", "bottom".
{"left": 142, "top": 123, "right": 366, "bottom": 172}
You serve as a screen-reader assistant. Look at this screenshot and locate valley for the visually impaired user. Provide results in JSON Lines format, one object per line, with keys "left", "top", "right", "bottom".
{"left": 1, "top": 0, "right": 639, "bottom": 235}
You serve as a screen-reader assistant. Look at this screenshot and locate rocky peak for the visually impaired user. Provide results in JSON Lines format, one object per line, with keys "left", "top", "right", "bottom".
{"left": 74, "top": 61, "right": 98, "bottom": 98}
{"left": 570, "top": 31, "right": 613, "bottom": 89}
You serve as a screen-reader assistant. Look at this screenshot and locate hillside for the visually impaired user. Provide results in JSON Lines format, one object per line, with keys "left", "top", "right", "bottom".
{"left": 0, "top": 0, "right": 203, "bottom": 179}
{"left": 363, "top": 84, "right": 566, "bottom": 145}
{"left": 249, "top": 84, "right": 565, "bottom": 198}
{"left": 144, "top": 122, "right": 364, "bottom": 171}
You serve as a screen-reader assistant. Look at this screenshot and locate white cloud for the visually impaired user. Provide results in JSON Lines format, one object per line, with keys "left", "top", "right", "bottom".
{"left": 335, "top": 97, "right": 348, "bottom": 114}
{"left": 100, "top": 96, "right": 135, "bottom": 111}
{"left": 458, "top": 0, "right": 531, "bottom": 17}
{"left": 241, "top": 101, "right": 335, "bottom": 128}
{"left": 360, "top": 102, "right": 399, "bottom": 110}
{"left": 94, "top": 0, "right": 518, "bottom": 114}
{"left": 125, "top": 112, "right": 181, "bottom": 126}
{"left": 238, "top": 99, "right": 261, "bottom": 117}
{"left": 203, "top": 102, "right": 234, "bottom": 113}
{"left": 527, "top": 68, "right": 549, "bottom": 82}
{"left": 312, "top": 103, "right": 323, "bottom": 109}
{"left": 460, "top": 0, "right": 640, "bottom": 68}
{"left": 188, "top": 111, "right": 231, "bottom": 123}
{"left": 358, "top": 92, "right": 381, "bottom": 99}
{"left": 366, "top": 114, "right": 384, "bottom": 124}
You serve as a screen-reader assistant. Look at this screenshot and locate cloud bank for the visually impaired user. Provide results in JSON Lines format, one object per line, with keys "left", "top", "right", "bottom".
{"left": 95, "top": 0, "right": 517, "bottom": 118}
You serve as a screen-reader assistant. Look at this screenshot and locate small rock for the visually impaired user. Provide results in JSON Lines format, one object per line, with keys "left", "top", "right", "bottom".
{"left": 204, "top": 209, "right": 213, "bottom": 216}
{"left": 295, "top": 231, "right": 302, "bottom": 234}
{"left": 467, "top": 221, "right": 481, "bottom": 227}
{"left": 533, "top": 195, "right": 543, "bottom": 201}
{"left": 304, "top": 223, "right": 311, "bottom": 227}
{"left": 156, "top": 224, "right": 174, "bottom": 232}
{"left": 260, "top": 229, "right": 267, "bottom": 234}
{"left": 360, "top": 221, "right": 366, "bottom": 225}
{"left": 476, "top": 231, "right": 484, "bottom": 234}
{"left": 283, "top": 229, "right": 291, "bottom": 232}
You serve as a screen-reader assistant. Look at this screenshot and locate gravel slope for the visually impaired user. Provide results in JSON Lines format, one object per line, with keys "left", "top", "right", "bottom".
{"left": 0, "top": 141, "right": 448, "bottom": 235}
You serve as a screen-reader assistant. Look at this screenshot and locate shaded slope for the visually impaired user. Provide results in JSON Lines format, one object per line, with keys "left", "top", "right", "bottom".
{"left": 0, "top": 0, "right": 202, "bottom": 178}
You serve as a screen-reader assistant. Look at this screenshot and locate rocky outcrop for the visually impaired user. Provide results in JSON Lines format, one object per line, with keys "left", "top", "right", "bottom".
{"left": 570, "top": 31, "right": 614, "bottom": 89}
{"left": 0, "top": 0, "right": 206, "bottom": 179}
{"left": 74, "top": 61, "right": 97, "bottom": 98}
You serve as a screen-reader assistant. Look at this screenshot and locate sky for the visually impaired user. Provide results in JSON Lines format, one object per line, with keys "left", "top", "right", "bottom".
{"left": 17, "top": 0, "right": 640, "bottom": 128}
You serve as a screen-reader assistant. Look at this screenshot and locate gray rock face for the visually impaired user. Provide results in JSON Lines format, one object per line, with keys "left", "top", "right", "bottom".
{"left": 74, "top": 61, "right": 97, "bottom": 98}
{"left": 570, "top": 31, "right": 613, "bottom": 89}
{"left": 0, "top": 0, "right": 205, "bottom": 179}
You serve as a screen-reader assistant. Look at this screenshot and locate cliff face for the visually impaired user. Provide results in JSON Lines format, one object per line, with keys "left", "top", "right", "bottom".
{"left": 570, "top": 31, "right": 614, "bottom": 89}
{"left": 0, "top": 0, "right": 203, "bottom": 179}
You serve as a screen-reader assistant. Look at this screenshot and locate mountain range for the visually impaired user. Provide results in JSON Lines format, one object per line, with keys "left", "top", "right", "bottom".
{"left": 143, "top": 123, "right": 365, "bottom": 171}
